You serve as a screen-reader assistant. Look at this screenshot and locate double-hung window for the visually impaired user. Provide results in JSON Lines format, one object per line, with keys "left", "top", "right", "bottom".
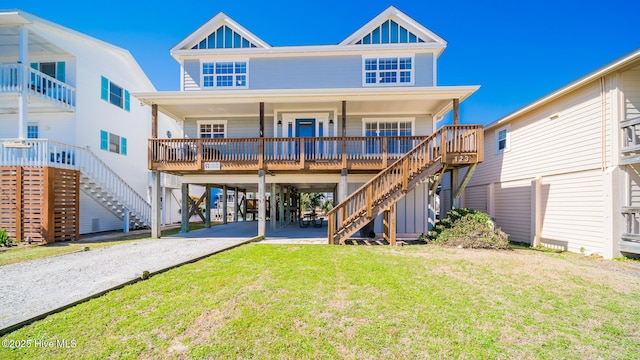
{"left": 363, "top": 119, "right": 414, "bottom": 156}
{"left": 202, "top": 61, "right": 248, "bottom": 89}
{"left": 495, "top": 125, "right": 510, "bottom": 154}
{"left": 101, "top": 76, "right": 130, "bottom": 111}
{"left": 363, "top": 56, "right": 414, "bottom": 86}
{"left": 100, "top": 130, "right": 127, "bottom": 155}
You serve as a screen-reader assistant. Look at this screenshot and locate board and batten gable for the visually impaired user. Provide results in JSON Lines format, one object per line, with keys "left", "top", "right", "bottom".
{"left": 181, "top": 53, "right": 435, "bottom": 91}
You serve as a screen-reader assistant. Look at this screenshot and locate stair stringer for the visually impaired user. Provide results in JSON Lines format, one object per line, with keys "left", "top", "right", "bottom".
{"left": 333, "top": 159, "right": 444, "bottom": 244}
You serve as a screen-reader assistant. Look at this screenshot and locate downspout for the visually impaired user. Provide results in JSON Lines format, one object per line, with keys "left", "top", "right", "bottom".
{"left": 601, "top": 77, "right": 607, "bottom": 171}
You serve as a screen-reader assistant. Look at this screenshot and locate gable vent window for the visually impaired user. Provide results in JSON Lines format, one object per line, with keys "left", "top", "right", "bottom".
{"left": 191, "top": 25, "right": 258, "bottom": 49}
{"left": 363, "top": 56, "right": 413, "bottom": 86}
{"left": 101, "top": 76, "right": 130, "bottom": 111}
{"left": 202, "top": 61, "right": 248, "bottom": 88}
{"left": 355, "top": 19, "right": 426, "bottom": 44}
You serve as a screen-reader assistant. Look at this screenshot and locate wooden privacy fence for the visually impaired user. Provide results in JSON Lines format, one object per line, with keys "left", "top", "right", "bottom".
{"left": 0, "top": 166, "right": 79, "bottom": 243}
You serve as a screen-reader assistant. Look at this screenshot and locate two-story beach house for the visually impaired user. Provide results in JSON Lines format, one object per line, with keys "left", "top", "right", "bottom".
{"left": 459, "top": 49, "right": 640, "bottom": 259}
{"left": 136, "top": 6, "right": 484, "bottom": 243}
{"left": 0, "top": 10, "right": 182, "bottom": 243}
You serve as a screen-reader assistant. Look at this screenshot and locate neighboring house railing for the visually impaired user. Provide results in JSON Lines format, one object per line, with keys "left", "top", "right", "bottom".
{"left": 1, "top": 139, "right": 150, "bottom": 226}
{"left": 0, "top": 63, "right": 76, "bottom": 110}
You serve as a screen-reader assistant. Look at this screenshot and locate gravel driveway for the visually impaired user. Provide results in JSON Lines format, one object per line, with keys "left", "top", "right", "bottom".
{"left": 0, "top": 235, "right": 252, "bottom": 332}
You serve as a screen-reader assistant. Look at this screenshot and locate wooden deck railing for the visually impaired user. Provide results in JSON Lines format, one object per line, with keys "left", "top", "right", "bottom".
{"left": 148, "top": 136, "right": 428, "bottom": 171}
{"left": 326, "top": 124, "right": 483, "bottom": 244}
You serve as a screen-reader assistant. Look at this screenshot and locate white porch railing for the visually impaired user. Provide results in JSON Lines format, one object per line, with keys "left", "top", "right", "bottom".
{"left": 1, "top": 139, "right": 150, "bottom": 227}
{"left": 0, "top": 63, "right": 76, "bottom": 110}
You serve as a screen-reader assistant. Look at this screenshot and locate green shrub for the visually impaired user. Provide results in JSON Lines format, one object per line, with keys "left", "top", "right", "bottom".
{"left": 428, "top": 208, "right": 509, "bottom": 250}
{"left": 0, "top": 229, "right": 14, "bottom": 247}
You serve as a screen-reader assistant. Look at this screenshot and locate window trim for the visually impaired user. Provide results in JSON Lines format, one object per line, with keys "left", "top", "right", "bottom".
{"left": 27, "top": 122, "right": 39, "bottom": 139}
{"left": 197, "top": 120, "right": 228, "bottom": 138}
{"left": 362, "top": 117, "right": 416, "bottom": 156}
{"left": 101, "top": 76, "right": 130, "bottom": 111}
{"left": 200, "top": 59, "right": 249, "bottom": 89}
{"left": 362, "top": 55, "right": 415, "bottom": 87}
{"left": 100, "top": 129, "right": 127, "bottom": 155}
{"left": 495, "top": 125, "right": 511, "bottom": 154}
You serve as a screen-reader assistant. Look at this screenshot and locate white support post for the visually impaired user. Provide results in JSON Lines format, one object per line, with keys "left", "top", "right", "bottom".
{"left": 205, "top": 185, "right": 211, "bottom": 228}
{"left": 222, "top": 185, "right": 228, "bottom": 225}
{"left": 18, "top": 26, "right": 28, "bottom": 140}
{"left": 161, "top": 185, "right": 166, "bottom": 226}
{"left": 451, "top": 168, "right": 460, "bottom": 209}
{"left": 339, "top": 169, "right": 348, "bottom": 202}
{"left": 487, "top": 183, "right": 495, "bottom": 220}
{"left": 531, "top": 177, "right": 542, "bottom": 247}
{"left": 258, "top": 170, "right": 266, "bottom": 237}
{"left": 278, "top": 185, "right": 285, "bottom": 228}
{"left": 233, "top": 187, "right": 238, "bottom": 222}
{"left": 151, "top": 170, "right": 161, "bottom": 238}
{"left": 271, "top": 182, "right": 277, "bottom": 231}
{"left": 603, "top": 167, "right": 622, "bottom": 259}
{"left": 123, "top": 208, "right": 130, "bottom": 233}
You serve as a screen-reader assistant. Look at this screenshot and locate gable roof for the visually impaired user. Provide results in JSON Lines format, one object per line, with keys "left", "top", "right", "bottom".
{"left": 486, "top": 48, "right": 640, "bottom": 130}
{"left": 171, "top": 12, "right": 270, "bottom": 53}
{"left": 340, "top": 6, "right": 447, "bottom": 48}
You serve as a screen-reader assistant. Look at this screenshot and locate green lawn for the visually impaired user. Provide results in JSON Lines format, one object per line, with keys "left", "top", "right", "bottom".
{"left": 1, "top": 244, "right": 639, "bottom": 359}
{"left": 0, "top": 223, "right": 208, "bottom": 267}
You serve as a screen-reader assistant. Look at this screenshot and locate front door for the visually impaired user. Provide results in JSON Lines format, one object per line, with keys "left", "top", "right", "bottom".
{"left": 295, "top": 119, "right": 316, "bottom": 156}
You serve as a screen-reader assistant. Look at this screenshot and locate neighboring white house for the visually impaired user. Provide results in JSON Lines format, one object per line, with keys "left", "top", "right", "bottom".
{"left": 460, "top": 48, "right": 640, "bottom": 259}
{"left": 0, "top": 9, "right": 182, "bottom": 240}
{"left": 136, "top": 6, "right": 484, "bottom": 242}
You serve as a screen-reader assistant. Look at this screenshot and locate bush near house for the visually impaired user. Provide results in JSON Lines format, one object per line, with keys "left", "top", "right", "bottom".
{"left": 428, "top": 208, "right": 510, "bottom": 249}
{"left": 0, "top": 229, "right": 14, "bottom": 247}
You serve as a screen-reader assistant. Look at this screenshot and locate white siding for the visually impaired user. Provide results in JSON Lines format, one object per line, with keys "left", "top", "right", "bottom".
{"left": 463, "top": 184, "right": 487, "bottom": 212}
{"left": 470, "top": 81, "right": 608, "bottom": 188}
{"left": 79, "top": 192, "right": 122, "bottom": 234}
{"left": 494, "top": 179, "right": 531, "bottom": 243}
{"left": 623, "top": 64, "right": 640, "bottom": 122}
{"left": 540, "top": 170, "right": 604, "bottom": 254}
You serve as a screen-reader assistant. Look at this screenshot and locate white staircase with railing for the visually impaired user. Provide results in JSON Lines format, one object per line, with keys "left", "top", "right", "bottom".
{"left": 1, "top": 139, "right": 150, "bottom": 230}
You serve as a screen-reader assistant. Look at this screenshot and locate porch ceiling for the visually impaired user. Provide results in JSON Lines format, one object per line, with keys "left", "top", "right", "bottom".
{"left": 134, "top": 86, "right": 479, "bottom": 121}
{"left": 0, "top": 24, "right": 67, "bottom": 58}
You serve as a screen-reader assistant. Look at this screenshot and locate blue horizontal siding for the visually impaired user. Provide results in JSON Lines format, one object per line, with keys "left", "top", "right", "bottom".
{"left": 250, "top": 56, "right": 362, "bottom": 89}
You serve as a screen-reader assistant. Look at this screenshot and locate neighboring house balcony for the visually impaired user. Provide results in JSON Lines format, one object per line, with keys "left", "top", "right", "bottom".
{"left": 0, "top": 63, "right": 76, "bottom": 113}
{"left": 148, "top": 125, "right": 483, "bottom": 174}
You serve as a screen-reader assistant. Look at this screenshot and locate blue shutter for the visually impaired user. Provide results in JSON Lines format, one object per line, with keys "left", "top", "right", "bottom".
{"left": 100, "top": 130, "right": 108, "bottom": 151}
{"left": 121, "top": 137, "right": 127, "bottom": 155}
{"left": 56, "top": 62, "right": 66, "bottom": 82}
{"left": 101, "top": 76, "right": 109, "bottom": 101}
{"left": 30, "top": 62, "right": 38, "bottom": 70}
{"left": 124, "top": 90, "right": 130, "bottom": 112}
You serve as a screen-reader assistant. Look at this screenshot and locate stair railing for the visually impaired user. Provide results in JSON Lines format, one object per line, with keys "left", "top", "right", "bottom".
{"left": 1, "top": 139, "right": 150, "bottom": 226}
{"left": 327, "top": 125, "right": 482, "bottom": 244}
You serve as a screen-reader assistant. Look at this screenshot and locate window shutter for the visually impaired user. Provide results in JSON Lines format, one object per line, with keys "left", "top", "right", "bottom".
{"left": 124, "top": 90, "right": 130, "bottom": 112}
{"left": 121, "top": 137, "right": 127, "bottom": 155}
{"left": 100, "top": 130, "right": 108, "bottom": 151}
{"left": 101, "top": 76, "right": 109, "bottom": 101}
{"left": 30, "top": 63, "right": 38, "bottom": 70}
{"left": 56, "top": 62, "right": 66, "bottom": 82}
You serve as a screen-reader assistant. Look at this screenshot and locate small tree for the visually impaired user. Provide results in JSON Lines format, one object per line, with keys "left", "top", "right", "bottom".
{"left": 301, "top": 193, "right": 324, "bottom": 214}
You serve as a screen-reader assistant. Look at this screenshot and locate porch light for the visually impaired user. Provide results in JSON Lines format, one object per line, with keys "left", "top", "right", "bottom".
{"left": 277, "top": 120, "right": 282, "bottom": 126}
{"left": 329, "top": 118, "right": 334, "bottom": 125}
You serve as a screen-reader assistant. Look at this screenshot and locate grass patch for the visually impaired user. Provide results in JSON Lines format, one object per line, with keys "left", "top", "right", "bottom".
{"left": 1, "top": 244, "right": 639, "bottom": 359}
{"left": 0, "top": 223, "right": 210, "bottom": 267}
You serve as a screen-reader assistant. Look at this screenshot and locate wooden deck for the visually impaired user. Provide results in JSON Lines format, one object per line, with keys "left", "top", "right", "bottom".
{"left": 148, "top": 125, "right": 483, "bottom": 174}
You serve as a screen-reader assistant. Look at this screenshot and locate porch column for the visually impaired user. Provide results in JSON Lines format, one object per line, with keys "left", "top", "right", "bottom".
{"left": 427, "top": 179, "right": 437, "bottom": 231}
{"left": 451, "top": 168, "right": 460, "bottom": 209}
{"left": 233, "top": 187, "right": 238, "bottom": 222}
{"left": 181, "top": 182, "right": 189, "bottom": 233}
{"left": 258, "top": 171, "right": 266, "bottom": 237}
{"left": 18, "top": 26, "right": 28, "bottom": 139}
{"left": 339, "top": 169, "right": 348, "bottom": 202}
{"left": 151, "top": 104, "right": 158, "bottom": 138}
{"left": 271, "top": 182, "right": 277, "bottom": 231}
{"left": 242, "top": 191, "right": 248, "bottom": 221}
{"left": 222, "top": 185, "right": 228, "bottom": 224}
{"left": 205, "top": 185, "right": 211, "bottom": 228}
{"left": 278, "top": 185, "right": 285, "bottom": 228}
{"left": 341, "top": 100, "right": 347, "bottom": 168}
{"left": 123, "top": 209, "right": 130, "bottom": 233}
{"left": 151, "top": 170, "right": 162, "bottom": 238}
{"left": 452, "top": 98, "right": 460, "bottom": 125}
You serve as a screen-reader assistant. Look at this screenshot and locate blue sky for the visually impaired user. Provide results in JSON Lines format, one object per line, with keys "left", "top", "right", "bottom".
{"left": 6, "top": 0, "right": 639, "bottom": 125}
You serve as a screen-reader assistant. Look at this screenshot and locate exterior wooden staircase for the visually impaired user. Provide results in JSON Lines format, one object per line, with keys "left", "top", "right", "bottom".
{"left": 327, "top": 125, "right": 483, "bottom": 245}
